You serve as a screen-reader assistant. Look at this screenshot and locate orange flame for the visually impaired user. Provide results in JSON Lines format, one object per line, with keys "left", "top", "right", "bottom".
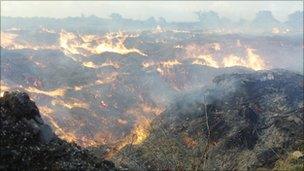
{"left": 39, "top": 106, "right": 77, "bottom": 143}
{"left": 186, "top": 43, "right": 267, "bottom": 70}
{"left": 132, "top": 120, "right": 150, "bottom": 145}
{"left": 25, "top": 87, "right": 66, "bottom": 97}
{"left": 192, "top": 54, "right": 219, "bottom": 68}
{"left": 0, "top": 81, "right": 10, "bottom": 97}
{"left": 1, "top": 31, "right": 58, "bottom": 50}
{"left": 223, "top": 48, "right": 266, "bottom": 70}
{"left": 82, "top": 62, "right": 98, "bottom": 68}
{"left": 59, "top": 30, "right": 146, "bottom": 56}
{"left": 51, "top": 98, "right": 89, "bottom": 109}
{"left": 82, "top": 60, "right": 121, "bottom": 69}
{"left": 161, "top": 60, "right": 182, "bottom": 68}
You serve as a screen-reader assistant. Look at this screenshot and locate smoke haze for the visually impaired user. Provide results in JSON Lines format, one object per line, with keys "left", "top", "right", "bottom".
{"left": 1, "top": 1, "right": 303, "bottom": 22}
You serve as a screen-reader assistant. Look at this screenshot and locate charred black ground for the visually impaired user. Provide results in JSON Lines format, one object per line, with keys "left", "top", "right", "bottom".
{"left": 0, "top": 91, "right": 116, "bottom": 170}
{"left": 1, "top": 10, "right": 303, "bottom": 170}
{"left": 1, "top": 70, "right": 303, "bottom": 170}
{"left": 112, "top": 70, "right": 304, "bottom": 170}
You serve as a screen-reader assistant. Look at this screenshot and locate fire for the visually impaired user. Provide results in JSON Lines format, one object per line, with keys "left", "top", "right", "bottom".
{"left": 153, "top": 25, "right": 165, "bottom": 33}
{"left": 185, "top": 44, "right": 219, "bottom": 68}
{"left": 142, "top": 60, "right": 181, "bottom": 70}
{"left": 39, "top": 105, "right": 97, "bottom": 147}
{"left": 1, "top": 32, "right": 18, "bottom": 48}
{"left": 141, "top": 105, "right": 164, "bottom": 116}
{"left": 74, "top": 86, "right": 83, "bottom": 91}
{"left": 83, "top": 62, "right": 98, "bottom": 68}
{"left": 95, "top": 32, "right": 146, "bottom": 56}
{"left": 157, "top": 67, "right": 164, "bottom": 75}
{"left": 271, "top": 27, "right": 290, "bottom": 34}
{"left": 142, "top": 61, "right": 155, "bottom": 68}
{"left": 117, "top": 119, "right": 128, "bottom": 125}
{"left": 95, "top": 72, "right": 119, "bottom": 85}
{"left": 236, "top": 39, "right": 242, "bottom": 47}
{"left": 161, "top": 60, "right": 182, "bottom": 68}
{"left": 0, "top": 82, "right": 10, "bottom": 97}
{"left": 78, "top": 136, "right": 99, "bottom": 147}
{"left": 192, "top": 54, "right": 219, "bottom": 68}
{"left": 126, "top": 103, "right": 165, "bottom": 118}
{"left": 106, "top": 118, "right": 151, "bottom": 158}
{"left": 272, "top": 27, "right": 280, "bottom": 34}
{"left": 39, "top": 27, "right": 56, "bottom": 34}
{"left": 213, "top": 43, "right": 221, "bottom": 51}
{"left": 25, "top": 87, "right": 66, "bottom": 97}
{"left": 223, "top": 54, "right": 246, "bottom": 67}
{"left": 192, "top": 59, "right": 205, "bottom": 66}
{"left": 51, "top": 99, "right": 89, "bottom": 109}
{"left": 223, "top": 48, "right": 266, "bottom": 70}
{"left": 1, "top": 31, "right": 58, "bottom": 50}
{"left": 101, "top": 60, "right": 120, "bottom": 69}
{"left": 82, "top": 60, "right": 120, "bottom": 69}
{"left": 174, "top": 45, "right": 183, "bottom": 49}
{"left": 132, "top": 121, "right": 150, "bottom": 145}
{"left": 181, "top": 133, "right": 198, "bottom": 149}
{"left": 100, "top": 100, "right": 108, "bottom": 109}
{"left": 246, "top": 48, "right": 266, "bottom": 70}
{"left": 186, "top": 43, "right": 267, "bottom": 70}
{"left": 41, "top": 109, "right": 77, "bottom": 143}
{"left": 59, "top": 30, "right": 86, "bottom": 56}
{"left": 104, "top": 104, "right": 164, "bottom": 157}
{"left": 39, "top": 105, "right": 54, "bottom": 115}
{"left": 143, "top": 59, "right": 182, "bottom": 76}
{"left": 59, "top": 30, "right": 146, "bottom": 56}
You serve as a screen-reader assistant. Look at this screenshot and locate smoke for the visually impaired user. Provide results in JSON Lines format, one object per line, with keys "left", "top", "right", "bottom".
{"left": 1, "top": 9, "right": 303, "bottom": 35}
{"left": 1, "top": 12, "right": 302, "bottom": 148}
{"left": 167, "top": 72, "right": 245, "bottom": 110}
{"left": 2, "top": 1, "right": 303, "bottom": 22}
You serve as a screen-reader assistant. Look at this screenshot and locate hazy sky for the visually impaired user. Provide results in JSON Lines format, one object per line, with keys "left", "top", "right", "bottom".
{"left": 1, "top": 1, "right": 303, "bottom": 22}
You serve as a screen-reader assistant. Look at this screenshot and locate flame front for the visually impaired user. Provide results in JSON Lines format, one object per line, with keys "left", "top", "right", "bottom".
{"left": 1, "top": 27, "right": 275, "bottom": 153}
{"left": 223, "top": 48, "right": 266, "bottom": 70}
{"left": 25, "top": 87, "right": 66, "bottom": 97}
{"left": 82, "top": 62, "right": 98, "bottom": 68}
{"left": 82, "top": 60, "right": 121, "bottom": 69}
{"left": 1, "top": 32, "right": 58, "bottom": 50}
{"left": 132, "top": 120, "right": 150, "bottom": 145}
{"left": 192, "top": 54, "right": 219, "bottom": 68}
{"left": 161, "top": 60, "right": 182, "bottom": 68}
{"left": 1, "top": 32, "right": 18, "bottom": 48}
{"left": 51, "top": 99, "right": 89, "bottom": 109}
{"left": 60, "top": 30, "right": 146, "bottom": 56}
{"left": 39, "top": 105, "right": 78, "bottom": 143}
{"left": 0, "top": 81, "right": 10, "bottom": 97}
{"left": 186, "top": 43, "right": 267, "bottom": 70}
{"left": 105, "top": 118, "right": 151, "bottom": 158}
